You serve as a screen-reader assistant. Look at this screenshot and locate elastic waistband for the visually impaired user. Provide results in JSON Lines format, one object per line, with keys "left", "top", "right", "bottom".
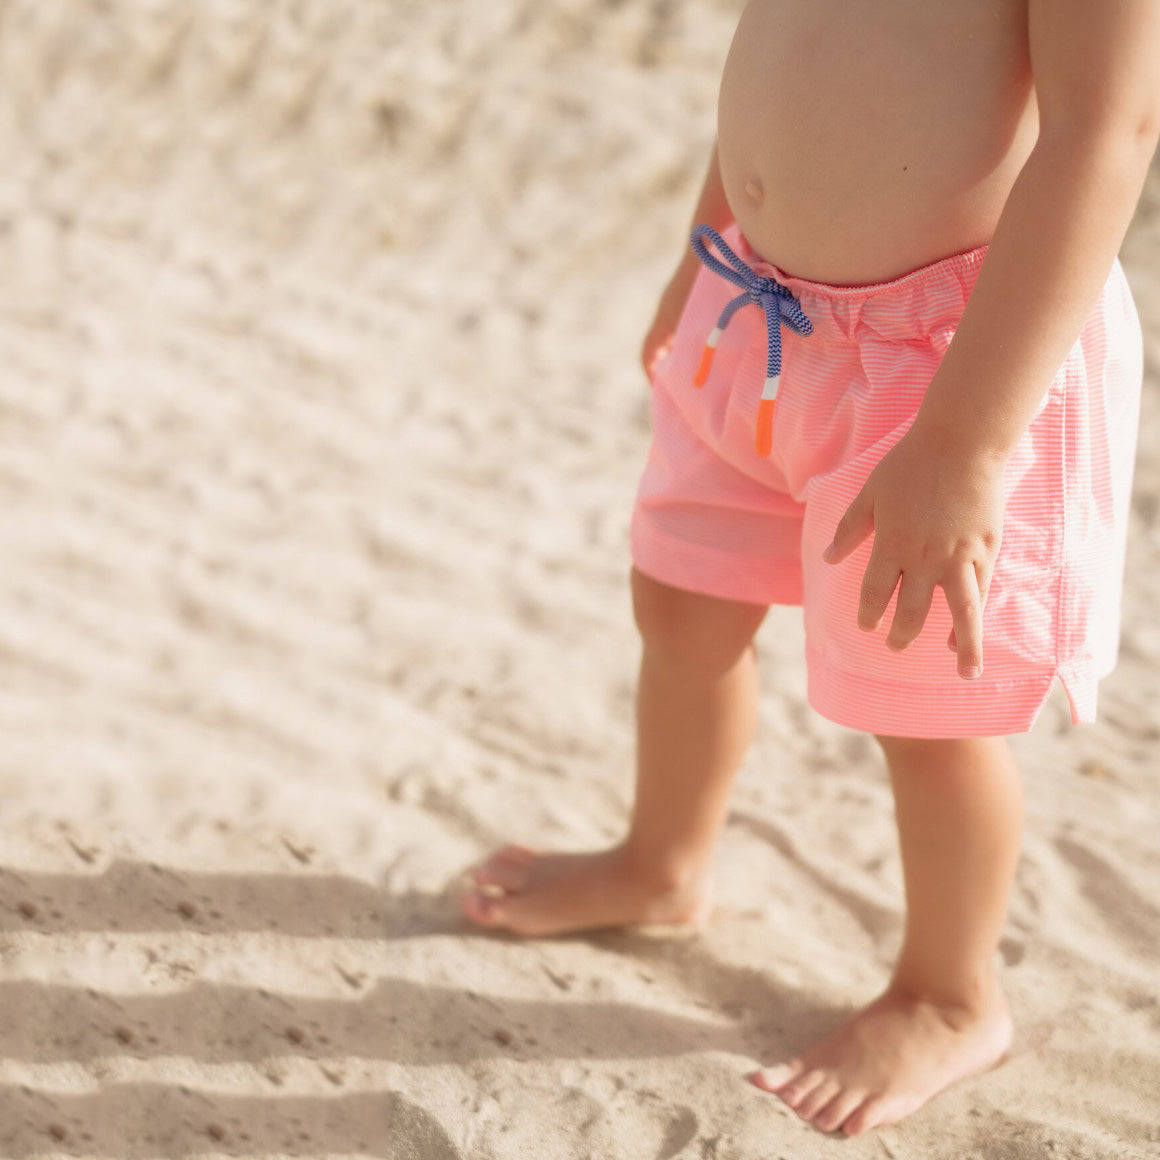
{"left": 730, "top": 224, "right": 988, "bottom": 342}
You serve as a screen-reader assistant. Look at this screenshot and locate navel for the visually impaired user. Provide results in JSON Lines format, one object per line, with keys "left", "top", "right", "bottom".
{"left": 744, "top": 175, "right": 764, "bottom": 204}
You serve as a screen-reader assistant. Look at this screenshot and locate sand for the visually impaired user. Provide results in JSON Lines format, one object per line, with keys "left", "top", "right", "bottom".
{"left": 0, "top": 1, "right": 1157, "bottom": 1157}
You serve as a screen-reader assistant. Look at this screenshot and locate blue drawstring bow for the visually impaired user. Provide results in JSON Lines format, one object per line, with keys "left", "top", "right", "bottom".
{"left": 689, "top": 224, "right": 813, "bottom": 455}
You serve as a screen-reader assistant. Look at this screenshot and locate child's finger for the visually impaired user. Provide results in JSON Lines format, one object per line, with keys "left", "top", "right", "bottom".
{"left": 945, "top": 562, "right": 984, "bottom": 678}
{"left": 886, "top": 571, "right": 935, "bottom": 650}
{"left": 857, "top": 547, "right": 901, "bottom": 633}
{"left": 948, "top": 558, "right": 992, "bottom": 653}
{"left": 975, "top": 556, "right": 996, "bottom": 611}
{"left": 823, "top": 489, "right": 874, "bottom": 564}
{"left": 642, "top": 334, "right": 674, "bottom": 379}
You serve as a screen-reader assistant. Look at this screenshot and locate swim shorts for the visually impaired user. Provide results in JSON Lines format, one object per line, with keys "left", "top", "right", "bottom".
{"left": 631, "top": 222, "right": 1143, "bottom": 738}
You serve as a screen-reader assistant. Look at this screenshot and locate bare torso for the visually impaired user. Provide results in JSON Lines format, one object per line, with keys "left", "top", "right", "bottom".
{"left": 717, "top": 0, "right": 1036, "bottom": 283}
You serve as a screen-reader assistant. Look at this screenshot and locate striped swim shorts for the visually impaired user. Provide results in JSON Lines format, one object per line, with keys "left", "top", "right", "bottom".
{"left": 631, "top": 222, "right": 1143, "bottom": 738}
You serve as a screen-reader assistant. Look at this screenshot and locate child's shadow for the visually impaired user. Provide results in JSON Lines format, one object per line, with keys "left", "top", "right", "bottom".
{"left": 0, "top": 860, "right": 847, "bottom": 1157}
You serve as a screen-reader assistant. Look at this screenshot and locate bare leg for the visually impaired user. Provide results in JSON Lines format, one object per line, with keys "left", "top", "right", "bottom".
{"left": 752, "top": 735, "right": 1021, "bottom": 1136}
{"left": 459, "top": 568, "right": 767, "bottom": 935}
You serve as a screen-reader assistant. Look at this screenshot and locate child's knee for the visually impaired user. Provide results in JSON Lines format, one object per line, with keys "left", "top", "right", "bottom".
{"left": 630, "top": 566, "right": 766, "bottom": 670}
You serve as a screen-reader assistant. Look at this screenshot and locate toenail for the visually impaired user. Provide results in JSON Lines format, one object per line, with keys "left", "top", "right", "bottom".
{"left": 753, "top": 1063, "right": 794, "bottom": 1088}
{"left": 465, "top": 892, "right": 498, "bottom": 920}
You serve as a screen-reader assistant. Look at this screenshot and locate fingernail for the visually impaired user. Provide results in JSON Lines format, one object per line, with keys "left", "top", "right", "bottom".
{"left": 963, "top": 665, "right": 982, "bottom": 679}
{"left": 822, "top": 544, "right": 837, "bottom": 563}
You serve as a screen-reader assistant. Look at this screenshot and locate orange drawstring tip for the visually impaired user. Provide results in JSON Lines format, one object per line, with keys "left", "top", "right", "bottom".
{"left": 693, "top": 344, "right": 715, "bottom": 387}
{"left": 755, "top": 398, "right": 776, "bottom": 457}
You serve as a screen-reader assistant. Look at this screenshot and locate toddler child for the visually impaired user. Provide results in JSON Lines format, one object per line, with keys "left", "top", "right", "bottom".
{"left": 461, "top": 0, "right": 1159, "bottom": 1137}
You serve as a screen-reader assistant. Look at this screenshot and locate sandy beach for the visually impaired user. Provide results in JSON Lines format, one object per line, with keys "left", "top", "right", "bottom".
{"left": 0, "top": 1, "right": 1157, "bottom": 1156}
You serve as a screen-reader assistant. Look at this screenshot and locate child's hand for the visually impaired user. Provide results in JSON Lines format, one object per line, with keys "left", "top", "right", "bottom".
{"left": 822, "top": 428, "right": 1006, "bottom": 679}
{"left": 640, "top": 259, "right": 699, "bottom": 381}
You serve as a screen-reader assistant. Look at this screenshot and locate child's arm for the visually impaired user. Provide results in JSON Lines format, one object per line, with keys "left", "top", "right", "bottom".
{"left": 669, "top": 140, "right": 735, "bottom": 277}
{"left": 824, "top": 0, "right": 1160, "bottom": 679}
{"left": 642, "top": 141, "right": 732, "bottom": 377}
{"left": 911, "top": 0, "right": 1160, "bottom": 464}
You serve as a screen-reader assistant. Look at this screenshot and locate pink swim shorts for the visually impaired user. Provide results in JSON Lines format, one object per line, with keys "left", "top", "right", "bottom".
{"left": 631, "top": 222, "right": 1143, "bottom": 738}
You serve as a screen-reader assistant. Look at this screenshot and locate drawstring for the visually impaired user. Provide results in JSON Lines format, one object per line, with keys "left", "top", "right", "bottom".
{"left": 689, "top": 225, "right": 813, "bottom": 456}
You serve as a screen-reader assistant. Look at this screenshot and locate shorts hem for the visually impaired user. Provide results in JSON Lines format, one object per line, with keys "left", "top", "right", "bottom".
{"left": 806, "top": 647, "right": 1067, "bottom": 738}
{"left": 630, "top": 518, "right": 803, "bottom": 606}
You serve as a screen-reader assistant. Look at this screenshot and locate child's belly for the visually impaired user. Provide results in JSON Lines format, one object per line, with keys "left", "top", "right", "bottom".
{"left": 718, "top": 0, "right": 1037, "bottom": 284}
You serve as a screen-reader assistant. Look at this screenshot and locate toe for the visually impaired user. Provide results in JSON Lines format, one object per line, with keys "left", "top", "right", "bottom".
{"left": 471, "top": 845, "right": 537, "bottom": 891}
{"left": 780, "top": 1069, "right": 828, "bottom": 1111}
{"left": 814, "top": 1088, "right": 867, "bottom": 1135}
{"left": 749, "top": 1059, "right": 804, "bottom": 1094}
{"left": 460, "top": 887, "right": 506, "bottom": 927}
{"left": 797, "top": 1077, "right": 842, "bottom": 1123}
{"left": 842, "top": 1094, "right": 891, "bottom": 1137}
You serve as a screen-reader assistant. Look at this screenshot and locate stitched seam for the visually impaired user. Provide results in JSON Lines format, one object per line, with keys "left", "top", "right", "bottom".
{"left": 1051, "top": 349, "right": 1073, "bottom": 680}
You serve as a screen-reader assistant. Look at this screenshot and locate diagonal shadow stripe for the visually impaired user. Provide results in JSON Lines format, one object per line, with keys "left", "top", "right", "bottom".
{"left": 1, "top": 1083, "right": 459, "bottom": 1159}
{"left": 0, "top": 861, "right": 432, "bottom": 938}
{"left": 0, "top": 977, "right": 736, "bottom": 1066}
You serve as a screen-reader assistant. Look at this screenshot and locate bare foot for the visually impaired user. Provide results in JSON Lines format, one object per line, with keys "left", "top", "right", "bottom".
{"left": 749, "top": 982, "right": 1013, "bottom": 1136}
{"left": 458, "top": 844, "right": 712, "bottom": 936}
